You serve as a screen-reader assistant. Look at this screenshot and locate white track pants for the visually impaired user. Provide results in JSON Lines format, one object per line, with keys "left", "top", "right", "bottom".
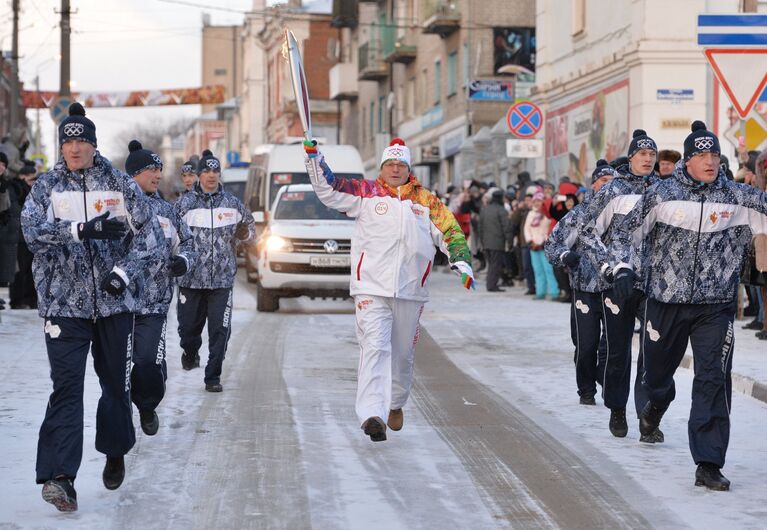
{"left": 354, "top": 295, "right": 424, "bottom": 426}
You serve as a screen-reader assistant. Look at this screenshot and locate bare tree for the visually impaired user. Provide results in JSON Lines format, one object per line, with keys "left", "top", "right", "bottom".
{"left": 110, "top": 116, "right": 192, "bottom": 174}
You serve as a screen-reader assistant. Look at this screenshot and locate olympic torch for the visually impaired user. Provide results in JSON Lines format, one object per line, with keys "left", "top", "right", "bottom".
{"left": 283, "top": 29, "right": 313, "bottom": 141}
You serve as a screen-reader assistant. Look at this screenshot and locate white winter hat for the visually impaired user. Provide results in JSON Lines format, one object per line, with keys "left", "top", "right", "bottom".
{"left": 380, "top": 137, "right": 411, "bottom": 169}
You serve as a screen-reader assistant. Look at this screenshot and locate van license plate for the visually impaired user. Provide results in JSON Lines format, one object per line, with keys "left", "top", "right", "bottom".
{"left": 310, "top": 256, "right": 350, "bottom": 267}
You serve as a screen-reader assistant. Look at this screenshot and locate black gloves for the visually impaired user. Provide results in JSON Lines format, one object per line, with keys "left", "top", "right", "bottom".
{"left": 101, "top": 272, "right": 127, "bottom": 296}
{"left": 234, "top": 224, "right": 250, "bottom": 240}
{"left": 77, "top": 212, "right": 128, "bottom": 241}
{"left": 168, "top": 255, "right": 188, "bottom": 277}
{"left": 562, "top": 251, "right": 581, "bottom": 268}
{"left": 612, "top": 268, "right": 636, "bottom": 301}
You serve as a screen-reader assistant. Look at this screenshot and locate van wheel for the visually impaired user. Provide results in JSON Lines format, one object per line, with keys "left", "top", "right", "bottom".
{"left": 245, "top": 257, "right": 258, "bottom": 283}
{"left": 257, "top": 285, "right": 279, "bottom": 312}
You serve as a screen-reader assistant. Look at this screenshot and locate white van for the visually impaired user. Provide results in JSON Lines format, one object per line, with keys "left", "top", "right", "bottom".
{"left": 244, "top": 144, "right": 365, "bottom": 279}
{"left": 220, "top": 165, "right": 249, "bottom": 203}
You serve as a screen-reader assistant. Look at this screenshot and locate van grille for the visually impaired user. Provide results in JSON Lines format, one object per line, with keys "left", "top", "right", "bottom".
{"left": 290, "top": 238, "right": 352, "bottom": 254}
{"left": 270, "top": 263, "right": 351, "bottom": 275}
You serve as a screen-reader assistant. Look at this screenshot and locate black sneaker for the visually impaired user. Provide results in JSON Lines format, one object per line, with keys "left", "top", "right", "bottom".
{"left": 609, "top": 408, "right": 628, "bottom": 437}
{"left": 42, "top": 477, "right": 77, "bottom": 512}
{"left": 103, "top": 456, "right": 125, "bottom": 490}
{"left": 139, "top": 410, "right": 159, "bottom": 436}
{"left": 639, "top": 402, "right": 666, "bottom": 436}
{"left": 362, "top": 416, "right": 387, "bottom": 442}
{"left": 695, "top": 463, "right": 730, "bottom": 491}
{"left": 205, "top": 382, "right": 223, "bottom": 393}
{"left": 579, "top": 394, "right": 596, "bottom": 406}
{"left": 742, "top": 319, "right": 762, "bottom": 330}
{"left": 639, "top": 427, "right": 665, "bottom": 444}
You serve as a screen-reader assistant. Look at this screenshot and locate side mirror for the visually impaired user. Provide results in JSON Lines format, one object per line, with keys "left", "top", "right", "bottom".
{"left": 252, "top": 211, "right": 265, "bottom": 223}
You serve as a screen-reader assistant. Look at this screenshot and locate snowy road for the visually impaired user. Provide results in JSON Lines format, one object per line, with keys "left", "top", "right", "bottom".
{"left": 2, "top": 270, "right": 767, "bottom": 529}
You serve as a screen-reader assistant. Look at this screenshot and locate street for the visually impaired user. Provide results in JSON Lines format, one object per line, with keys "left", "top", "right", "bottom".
{"left": 2, "top": 269, "right": 767, "bottom": 529}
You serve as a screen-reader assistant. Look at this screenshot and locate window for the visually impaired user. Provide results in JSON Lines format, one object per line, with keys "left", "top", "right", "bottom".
{"left": 434, "top": 60, "right": 441, "bottom": 105}
{"left": 421, "top": 68, "right": 428, "bottom": 109}
{"left": 447, "top": 52, "right": 457, "bottom": 96}
{"left": 369, "top": 102, "right": 374, "bottom": 139}
{"left": 572, "top": 0, "right": 586, "bottom": 36}
{"left": 463, "top": 42, "right": 469, "bottom": 87}
{"left": 214, "top": 68, "right": 227, "bottom": 76}
{"left": 407, "top": 77, "right": 416, "bottom": 117}
{"left": 378, "top": 96, "right": 385, "bottom": 132}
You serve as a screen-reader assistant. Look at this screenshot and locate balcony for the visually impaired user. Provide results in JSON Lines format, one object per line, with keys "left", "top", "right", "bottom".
{"left": 422, "top": 0, "right": 460, "bottom": 38}
{"left": 382, "top": 26, "right": 417, "bottom": 64}
{"left": 358, "top": 41, "right": 389, "bottom": 81}
{"left": 329, "top": 62, "right": 358, "bottom": 100}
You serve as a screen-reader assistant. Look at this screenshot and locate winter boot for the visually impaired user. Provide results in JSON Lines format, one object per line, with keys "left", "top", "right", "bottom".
{"left": 579, "top": 394, "right": 596, "bottom": 406}
{"left": 205, "top": 383, "right": 223, "bottom": 393}
{"left": 139, "top": 410, "right": 159, "bottom": 436}
{"left": 103, "top": 456, "right": 125, "bottom": 490}
{"left": 609, "top": 408, "right": 628, "bottom": 437}
{"left": 695, "top": 463, "right": 730, "bottom": 491}
{"left": 639, "top": 402, "right": 666, "bottom": 436}
{"left": 362, "top": 416, "right": 387, "bottom": 442}
{"left": 181, "top": 351, "right": 199, "bottom": 371}
{"left": 639, "top": 427, "right": 665, "bottom": 444}
{"left": 41, "top": 477, "right": 77, "bottom": 512}
{"left": 388, "top": 409, "right": 404, "bottom": 431}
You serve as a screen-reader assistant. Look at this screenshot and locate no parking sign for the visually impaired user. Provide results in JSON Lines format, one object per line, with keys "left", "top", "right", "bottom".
{"left": 506, "top": 101, "right": 543, "bottom": 138}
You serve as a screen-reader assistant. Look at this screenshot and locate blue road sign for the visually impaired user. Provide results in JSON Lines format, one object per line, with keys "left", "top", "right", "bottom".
{"left": 697, "top": 14, "right": 767, "bottom": 45}
{"left": 506, "top": 101, "right": 543, "bottom": 139}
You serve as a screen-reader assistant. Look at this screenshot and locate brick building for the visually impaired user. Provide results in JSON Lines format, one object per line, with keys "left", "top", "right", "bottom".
{"left": 331, "top": 0, "right": 535, "bottom": 188}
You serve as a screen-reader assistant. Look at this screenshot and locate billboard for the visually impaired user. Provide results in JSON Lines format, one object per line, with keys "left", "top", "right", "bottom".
{"left": 493, "top": 27, "right": 536, "bottom": 78}
{"left": 545, "top": 79, "right": 629, "bottom": 184}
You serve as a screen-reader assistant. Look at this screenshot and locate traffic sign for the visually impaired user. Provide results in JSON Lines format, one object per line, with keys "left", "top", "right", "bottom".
{"left": 506, "top": 139, "right": 543, "bottom": 158}
{"left": 723, "top": 113, "right": 767, "bottom": 152}
{"left": 506, "top": 101, "right": 543, "bottom": 138}
{"left": 697, "top": 14, "right": 767, "bottom": 46}
{"left": 49, "top": 97, "right": 73, "bottom": 125}
{"left": 704, "top": 49, "right": 767, "bottom": 118}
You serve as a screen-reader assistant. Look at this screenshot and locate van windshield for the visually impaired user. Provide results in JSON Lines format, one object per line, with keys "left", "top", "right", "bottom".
{"left": 269, "top": 172, "right": 363, "bottom": 207}
{"left": 223, "top": 181, "right": 246, "bottom": 202}
{"left": 274, "top": 190, "right": 350, "bottom": 221}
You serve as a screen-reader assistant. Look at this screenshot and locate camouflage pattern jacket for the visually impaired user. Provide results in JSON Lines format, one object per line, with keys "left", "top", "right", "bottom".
{"left": 612, "top": 163, "right": 767, "bottom": 304}
{"left": 174, "top": 182, "right": 255, "bottom": 290}
{"left": 21, "top": 153, "right": 165, "bottom": 318}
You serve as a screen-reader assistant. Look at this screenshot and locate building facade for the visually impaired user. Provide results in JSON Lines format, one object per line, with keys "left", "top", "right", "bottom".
{"left": 331, "top": 0, "right": 535, "bottom": 189}
{"left": 532, "top": 0, "right": 759, "bottom": 185}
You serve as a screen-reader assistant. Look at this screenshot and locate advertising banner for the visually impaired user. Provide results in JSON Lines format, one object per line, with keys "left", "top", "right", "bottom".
{"left": 22, "top": 85, "right": 226, "bottom": 109}
{"left": 544, "top": 79, "right": 629, "bottom": 184}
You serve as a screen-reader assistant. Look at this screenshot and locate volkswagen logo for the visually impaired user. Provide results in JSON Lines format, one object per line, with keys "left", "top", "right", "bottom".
{"left": 63, "top": 123, "right": 84, "bottom": 137}
{"left": 323, "top": 240, "right": 339, "bottom": 254}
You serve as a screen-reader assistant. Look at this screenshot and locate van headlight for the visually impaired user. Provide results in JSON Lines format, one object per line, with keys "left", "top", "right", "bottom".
{"left": 266, "top": 235, "right": 293, "bottom": 252}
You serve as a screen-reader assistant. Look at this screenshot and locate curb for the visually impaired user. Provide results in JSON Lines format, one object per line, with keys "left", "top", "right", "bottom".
{"left": 680, "top": 354, "right": 767, "bottom": 405}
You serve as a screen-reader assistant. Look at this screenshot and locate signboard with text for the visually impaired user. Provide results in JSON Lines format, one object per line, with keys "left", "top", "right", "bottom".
{"left": 468, "top": 80, "right": 514, "bottom": 101}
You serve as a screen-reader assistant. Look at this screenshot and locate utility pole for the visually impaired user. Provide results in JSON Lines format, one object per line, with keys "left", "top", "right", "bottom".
{"left": 35, "top": 75, "right": 42, "bottom": 152}
{"left": 9, "top": 0, "right": 20, "bottom": 129}
{"left": 59, "top": 0, "right": 71, "bottom": 96}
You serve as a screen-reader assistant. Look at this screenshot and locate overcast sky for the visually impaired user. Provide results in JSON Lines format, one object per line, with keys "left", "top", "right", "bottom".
{"left": 2, "top": 0, "right": 261, "bottom": 164}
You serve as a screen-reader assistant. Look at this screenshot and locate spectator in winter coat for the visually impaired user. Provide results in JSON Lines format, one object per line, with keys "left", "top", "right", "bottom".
{"left": 174, "top": 149, "right": 255, "bottom": 392}
{"left": 524, "top": 192, "right": 559, "bottom": 299}
{"left": 610, "top": 122, "right": 767, "bottom": 491}
{"left": 124, "top": 140, "right": 196, "bottom": 436}
{"left": 580, "top": 129, "right": 660, "bottom": 441}
{"left": 0, "top": 151, "right": 21, "bottom": 287}
{"left": 304, "top": 137, "right": 473, "bottom": 442}
{"left": 479, "top": 188, "right": 514, "bottom": 292}
{"left": 9, "top": 160, "right": 38, "bottom": 308}
{"left": 657, "top": 149, "right": 681, "bottom": 179}
{"left": 511, "top": 187, "right": 537, "bottom": 295}
{"left": 22, "top": 103, "right": 166, "bottom": 511}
